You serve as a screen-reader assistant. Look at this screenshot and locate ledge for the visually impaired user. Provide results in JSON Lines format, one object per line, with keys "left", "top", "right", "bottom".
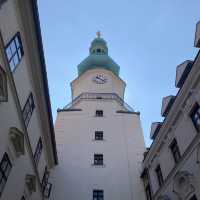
{"left": 116, "top": 110, "right": 140, "bottom": 115}
{"left": 57, "top": 108, "right": 82, "bottom": 112}
{"left": 92, "top": 139, "right": 106, "bottom": 142}
{"left": 91, "top": 164, "right": 106, "bottom": 168}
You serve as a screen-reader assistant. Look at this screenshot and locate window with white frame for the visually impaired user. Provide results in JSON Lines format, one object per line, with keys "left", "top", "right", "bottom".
{"left": 5, "top": 32, "right": 24, "bottom": 72}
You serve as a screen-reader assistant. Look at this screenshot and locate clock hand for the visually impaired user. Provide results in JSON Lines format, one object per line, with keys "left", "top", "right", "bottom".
{"left": 96, "top": 76, "right": 104, "bottom": 82}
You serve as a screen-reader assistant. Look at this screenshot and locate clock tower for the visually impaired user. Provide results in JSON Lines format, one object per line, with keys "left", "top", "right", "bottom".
{"left": 51, "top": 34, "right": 146, "bottom": 200}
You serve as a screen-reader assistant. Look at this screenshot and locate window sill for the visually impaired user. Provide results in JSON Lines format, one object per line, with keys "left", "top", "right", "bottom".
{"left": 91, "top": 164, "right": 106, "bottom": 168}
{"left": 92, "top": 139, "right": 106, "bottom": 142}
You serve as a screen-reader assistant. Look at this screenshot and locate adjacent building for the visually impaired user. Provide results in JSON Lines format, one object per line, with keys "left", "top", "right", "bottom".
{"left": 141, "top": 21, "right": 200, "bottom": 200}
{"left": 50, "top": 34, "right": 146, "bottom": 200}
{"left": 0, "top": 0, "right": 57, "bottom": 199}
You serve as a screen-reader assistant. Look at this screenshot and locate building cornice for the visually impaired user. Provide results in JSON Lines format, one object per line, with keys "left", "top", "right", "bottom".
{"left": 116, "top": 110, "right": 140, "bottom": 115}
{"left": 30, "top": 0, "right": 58, "bottom": 165}
{"left": 57, "top": 108, "right": 82, "bottom": 112}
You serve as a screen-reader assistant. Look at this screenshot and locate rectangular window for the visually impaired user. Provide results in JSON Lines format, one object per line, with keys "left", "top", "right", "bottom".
{"left": 96, "top": 110, "right": 103, "bottom": 117}
{"left": 142, "top": 169, "right": 152, "bottom": 200}
{"left": 145, "top": 185, "right": 152, "bottom": 200}
{"left": 93, "top": 190, "right": 104, "bottom": 200}
{"left": 41, "top": 166, "right": 52, "bottom": 198}
{"left": 21, "top": 196, "right": 26, "bottom": 200}
{"left": 155, "top": 165, "right": 164, "bottom": 187}
{"left": 94, "top": 154, "right": 103, "bottom": 165}
{"left": 191, "top": 103, "right": 200, "bottom": 132}
{"left": 22, "top": 93, "right": 35, "bottom": 127}
{"left": 95, "top": 131, "right": 103, "bottom": 140}
{"left": 0, "top": 66, "right": 7, "bottom": 102}
{"left": 189, "top": 195, "right": 197, "bottom": 200}
{"left": 170, "top": 139, "right": 181, "bottom": 163}
{"left": 5, "top": 32, "right": 24, "bottom": 72}
{"left": 0, "top": 153, "right": 12, "bottom": 197}
{"left": 34, "top": 137, "right": 43, "bottom": 165}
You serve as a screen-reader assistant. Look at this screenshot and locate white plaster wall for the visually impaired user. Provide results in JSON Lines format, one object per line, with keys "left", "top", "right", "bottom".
{"left": 71, "top": 68, "right": 126, "bottom": 99}
{"left": 0, "top": 60, "right": 41, "bottom": 199}
{"left": 0, "top": 1, "right": 49, "bottom": 199}
{"left": 51, "top": 98, "right": 146, "bottom": 200}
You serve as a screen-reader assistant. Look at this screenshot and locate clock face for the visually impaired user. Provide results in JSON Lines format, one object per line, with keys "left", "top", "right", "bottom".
{"left": 92, "top": 74, "right": 107, "bottom": 84}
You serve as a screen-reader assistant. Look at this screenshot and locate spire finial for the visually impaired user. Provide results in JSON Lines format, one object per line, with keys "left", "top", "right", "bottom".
{"left": 96, "top": 31, "right": 101, "bottom": 38}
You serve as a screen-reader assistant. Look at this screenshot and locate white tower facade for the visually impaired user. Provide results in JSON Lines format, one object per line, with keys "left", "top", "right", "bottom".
{"left": 51, "top": 35, "right": 146, "bottom": 200}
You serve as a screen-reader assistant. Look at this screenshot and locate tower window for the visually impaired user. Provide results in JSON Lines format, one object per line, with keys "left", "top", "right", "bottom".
{"left": 190, "top": 103, "right": 200, "bottom": 132}
{"left": 96, "top": 110, "right": 103, "bottom": 117}
{"left": 5, "top": 32, "right": 24, "bottom": 72}
{"left": 95, "top": 131, "right": 103, "bottom": 140}
{"left": 0, "top": 65, "right": 7, "bottom": 102}
{"left": 155, "top": 165, "right": 164, "bottom": 187}
{"left": 189, "top": 195, "right": 197, "bottom": 200}
{"left": 0, "top": 153, "right": 12, "bottom": 197}
{"left": 94, "top": 154, "right": 103, "bottom": 165}
{"left": 93, "top": 190, "right": 104, "bottom": 200}
{"left": 169, "top": 138, "right": 181, "bottom": 164}
{"left": 21, "top": 196, "right": 26, "bottom": 200}
{"left": 97, "top": 49, "right": 101, "bottom": 53}
{"left": 34, "top": 137, "right": 43, "bottom": 165}
{"left": 22, "top": 93, "right": 35, "bottom": 127}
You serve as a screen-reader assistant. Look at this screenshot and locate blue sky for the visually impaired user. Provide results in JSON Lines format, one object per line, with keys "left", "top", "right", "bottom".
{"left": 38, "top": 0, "right": 200, "bottom": 147}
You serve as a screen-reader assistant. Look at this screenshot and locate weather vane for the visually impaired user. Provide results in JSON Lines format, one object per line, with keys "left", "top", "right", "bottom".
{"left": 96, "top": 31, "right": 101, "bottom": 38}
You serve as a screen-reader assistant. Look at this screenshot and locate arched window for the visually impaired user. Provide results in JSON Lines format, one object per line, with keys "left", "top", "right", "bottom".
{"left": 96, "top": 48, "right": 101, "bottom": 53}
{"left": 0, "top": 65, "right": 7, "bottom": 102}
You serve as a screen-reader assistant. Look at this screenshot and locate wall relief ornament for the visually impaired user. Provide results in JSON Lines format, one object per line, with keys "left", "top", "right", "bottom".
{"left": 173, "top": 171, "right": 195, "bottom": 200}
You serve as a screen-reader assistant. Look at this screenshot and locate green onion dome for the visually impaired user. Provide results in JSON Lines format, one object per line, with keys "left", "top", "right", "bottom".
{"left": 77, "top": 35, "right": 120, "bottom": 77}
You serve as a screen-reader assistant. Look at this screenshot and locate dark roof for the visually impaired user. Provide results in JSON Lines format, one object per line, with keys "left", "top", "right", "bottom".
{"left": 30, "top": 0, "right": 58, "bottom": 165}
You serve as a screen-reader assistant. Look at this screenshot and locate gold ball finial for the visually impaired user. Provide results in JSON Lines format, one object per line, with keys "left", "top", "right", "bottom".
{"left": 96, "top": 31, "right": 101, "bottom": 38}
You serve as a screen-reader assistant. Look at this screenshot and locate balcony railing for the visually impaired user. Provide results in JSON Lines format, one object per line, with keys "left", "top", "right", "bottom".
{"left": 64, "top": 93, "right": 134, "bottom": 112}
